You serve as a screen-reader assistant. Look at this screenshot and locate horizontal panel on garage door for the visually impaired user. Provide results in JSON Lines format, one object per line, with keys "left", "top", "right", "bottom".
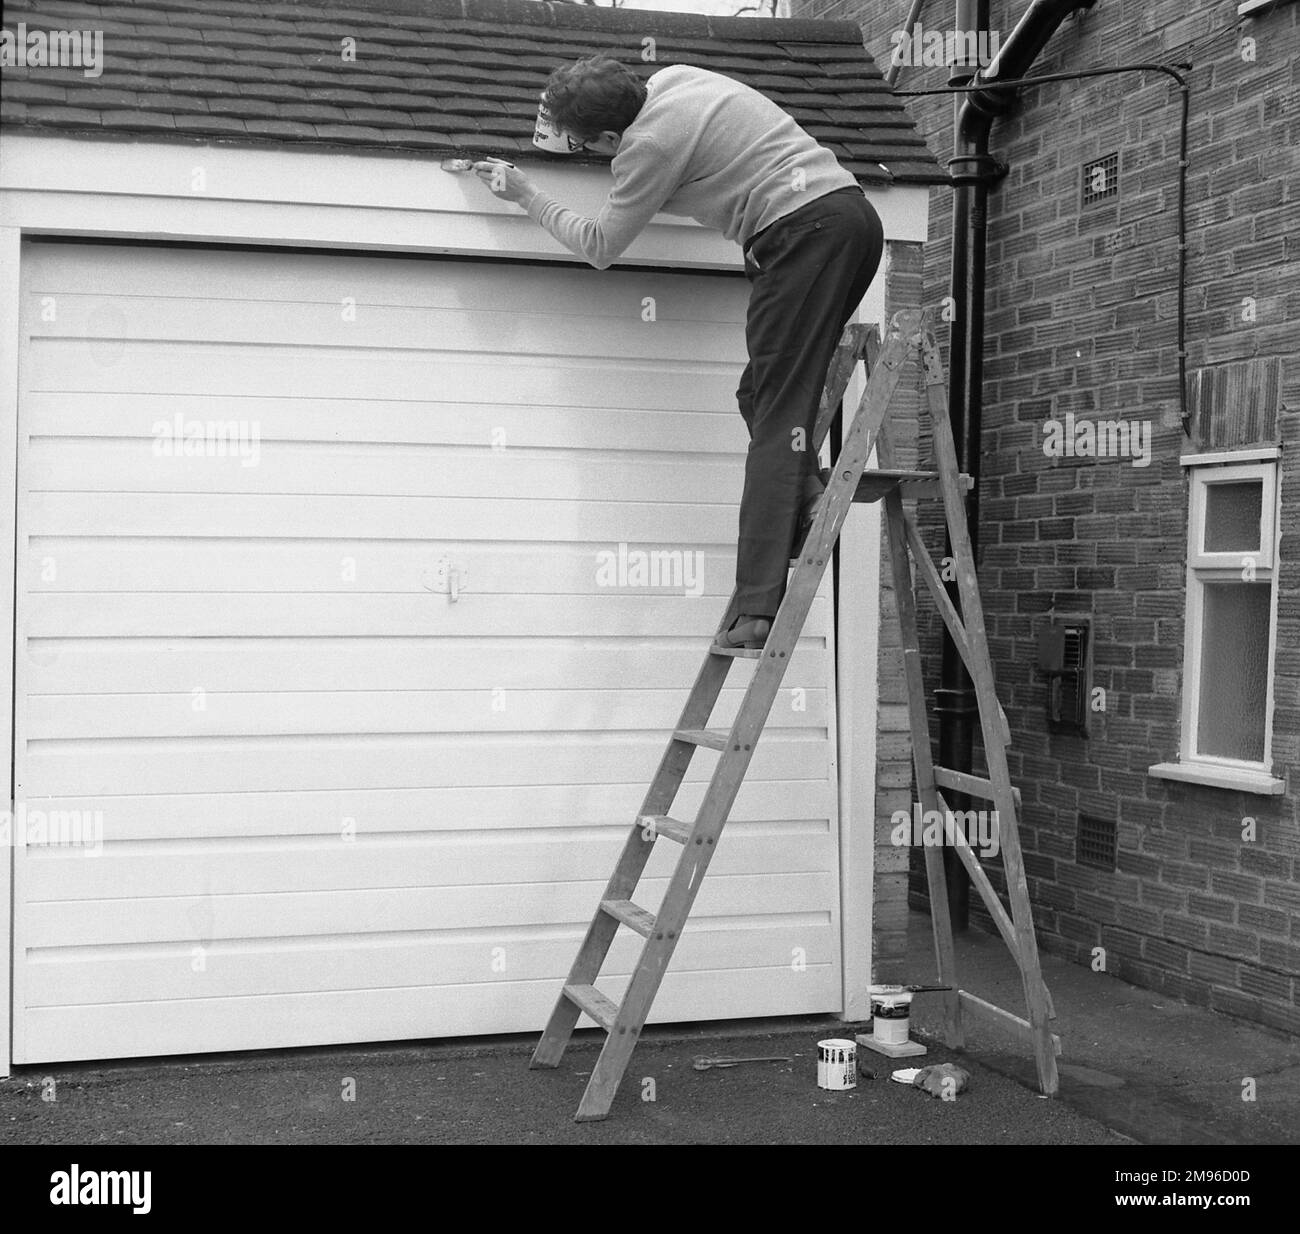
{"left": 12, "top": 240, "right": 841, "bottom": 1064}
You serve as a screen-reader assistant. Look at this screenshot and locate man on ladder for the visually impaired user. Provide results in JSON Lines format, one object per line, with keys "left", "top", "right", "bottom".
{"left": 473, "top": 54, "right": 884, "bottom": 648}
{"left": 459, "top": 57, "right": 1065, "bottom": 1130}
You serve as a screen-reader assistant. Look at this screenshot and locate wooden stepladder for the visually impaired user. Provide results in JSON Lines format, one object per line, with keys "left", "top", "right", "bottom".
{"left": 531, "top": 309, "right": 1059, "bottom": 1121}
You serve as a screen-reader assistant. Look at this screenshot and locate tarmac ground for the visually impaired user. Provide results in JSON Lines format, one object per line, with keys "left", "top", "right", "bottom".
{"left": 0, "top": 910, "right": 1295, "bottom": 1146}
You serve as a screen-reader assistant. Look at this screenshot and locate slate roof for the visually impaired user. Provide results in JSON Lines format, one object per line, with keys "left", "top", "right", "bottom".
{"left": 0, "top": 0, "right": 948, "bottom": 185}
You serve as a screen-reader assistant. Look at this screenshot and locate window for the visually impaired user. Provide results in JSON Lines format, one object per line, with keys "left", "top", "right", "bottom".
{"left": 1151, "top": 457, "right": 1283, "bottom": 794}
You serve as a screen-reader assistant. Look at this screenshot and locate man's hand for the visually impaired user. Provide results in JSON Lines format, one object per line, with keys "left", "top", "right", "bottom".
{"left": 472, "top": 159, "right": 538, "bottom": 207}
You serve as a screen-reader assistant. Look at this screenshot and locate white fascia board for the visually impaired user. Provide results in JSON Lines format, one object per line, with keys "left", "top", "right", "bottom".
{"left": 0, "top": 133, "right": 931, "bottom": 265}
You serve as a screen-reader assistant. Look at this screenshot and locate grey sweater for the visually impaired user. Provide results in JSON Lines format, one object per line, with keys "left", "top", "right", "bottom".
{"left": 521, "top": 64, "right": 860, "bottom": 270}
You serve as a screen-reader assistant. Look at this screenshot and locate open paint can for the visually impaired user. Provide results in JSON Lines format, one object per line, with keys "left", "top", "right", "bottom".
{"left": 816, "top": 1038, "right": 857, "bottom": 1090}
{"left": 871, "top": 991, "right": 914, "bottom": 1046}
{"left": 533, "top": 95, "right": 584, "bottom": 155}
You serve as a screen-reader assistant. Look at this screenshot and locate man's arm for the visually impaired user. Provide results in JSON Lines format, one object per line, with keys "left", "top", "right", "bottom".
{"left": 476, "top": 135, "right": 690, "bottom": 270}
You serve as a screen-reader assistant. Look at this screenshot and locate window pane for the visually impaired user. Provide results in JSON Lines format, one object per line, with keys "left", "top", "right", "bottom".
{"left": 1197, "top": 581, "right": 1270, "bottom": 761}
{"left": 1203, "top": 481, "right": 1262, "bottom": 553}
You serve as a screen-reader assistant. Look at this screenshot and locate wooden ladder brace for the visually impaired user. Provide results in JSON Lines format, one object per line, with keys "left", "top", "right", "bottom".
{"left": 531, "top": 309, "right": 1057, "bottom": 1121}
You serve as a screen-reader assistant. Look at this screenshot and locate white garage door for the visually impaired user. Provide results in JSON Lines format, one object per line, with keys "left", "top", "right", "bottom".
{"left": 12, "top": 240, "right": 842, "bottom": 1064}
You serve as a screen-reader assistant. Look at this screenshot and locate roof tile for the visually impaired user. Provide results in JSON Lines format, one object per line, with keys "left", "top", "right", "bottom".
{"left": 243, "top": 118, "right": 322, "bottom": 139}
{"left": 164, "top": 77, "right": 244, "bottom": 97}
{"left": 273, "top": 102, "right": 351, "bottom": 122}
{"left": 373, "top": 127, "right": 454, "bottom": 149}
{"left": 0, "top": 0, "right": 946, "bottom": 184}
{"left": 2, "top": 80, "right": 71, "bottom": 104}
{"left": 147, "top": 92, "right": 212, "bottom": 114}
{"left": 208, "top": 97, "right": 283, "bottom": 117}
{"left": 129, "top": 23, "right": 205, "bottom": 42}
{"left": 100, "top": 108, "right": 177, "bottom": 128}
{"left": 173, "top": 113, "right": 249, "bottom": 133}
{"left": 342, "top": 107, "right": 415, "bottom": 126}
{"left": 94, "top": 39, "right": 176, "bottom": 59}
{"left": 218, "top": 81, "right": 308, "bottom": 101}
{"left": 299, "top": 87, "right": 376, "bottom": 105}
{"left": 311, "top": 123, "right": 393, "bottom": 142}
{"left": 62, "top": 87, "right": 144, "bottom": 108}
{"left": 24, "top": 105, "right": 104, "bottom": 126}
{"left": 160, "top": 11, "right": 237, "bottom": 29}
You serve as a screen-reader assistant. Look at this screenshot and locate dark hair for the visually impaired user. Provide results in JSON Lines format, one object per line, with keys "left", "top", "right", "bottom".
{"left": 542, "top": 55, "right": 647, "bottom": 142}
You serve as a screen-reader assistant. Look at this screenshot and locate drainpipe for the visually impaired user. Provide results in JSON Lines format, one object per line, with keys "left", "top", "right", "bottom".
{"left": 938, "top": 0, "right": 1098, "bottom": 929}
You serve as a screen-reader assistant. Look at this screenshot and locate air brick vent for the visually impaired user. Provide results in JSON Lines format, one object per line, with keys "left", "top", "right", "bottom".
{"left": 1082, "top": 153, "right": 1119, "bottom": 207}
{"left": 1077, "top": 814, "right": 1117, "bottom": 871}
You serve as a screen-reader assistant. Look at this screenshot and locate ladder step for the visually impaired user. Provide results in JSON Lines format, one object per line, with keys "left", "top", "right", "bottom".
{"left": 601, "top": 898, "right": 657, "bottom": 938}
{"left": 674, "top": 727, "right": 729, "bottom": 751}
{"left": 710, "top": 644, "right": 762, "bottom": 659}
{"left": 563, "top": 983, "right": 619, "bottom": 1031}
{"left": 933, "top": 766, "right": 1023, "bottom": 809}
{"left": 642, "top": 814, "right": 693, "bottom": 844}
{"left": 958, "top": 990, "right": 1061, "bottom": 1056}
{"left": 852, "top": 468, "right": 974, "bottom": 504}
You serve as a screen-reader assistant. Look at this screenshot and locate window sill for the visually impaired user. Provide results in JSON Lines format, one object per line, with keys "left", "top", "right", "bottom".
{"left": 1148, "top": 761, "right": 1285, "bottom": 795}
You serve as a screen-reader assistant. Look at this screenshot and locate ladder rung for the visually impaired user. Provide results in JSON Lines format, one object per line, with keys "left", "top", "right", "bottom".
{"left": 563, "top": 983, "right": 619, "bottom": 1031}
{"left": 852, "top": 468, "right": 974, "bottom": 504}
{"left": 958, "top": 990, "right": 1061, "bottom": 1056}
{"left": 674, "top": 727, "right": 729, "bottom": 751}
{"left": 601, "top": 898, "right": 656, "bottom": 938}
{"left": 933, "top": 766, "right": 1023, "bottom": 809}
{"left": 643, "top": 815, "right": 693, "bottom": 844}
{"left": 711, "top": 644, "right": 762, "bottom": 659}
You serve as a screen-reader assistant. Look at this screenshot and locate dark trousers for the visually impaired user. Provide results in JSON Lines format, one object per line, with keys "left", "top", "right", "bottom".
{"left": 734, "top": 186, "right": 884, "bottom": 615}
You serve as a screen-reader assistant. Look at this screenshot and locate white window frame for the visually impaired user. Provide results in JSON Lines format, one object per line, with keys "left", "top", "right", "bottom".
{"left": 1176, "top": 459, "right": 1280, "bottom": 777}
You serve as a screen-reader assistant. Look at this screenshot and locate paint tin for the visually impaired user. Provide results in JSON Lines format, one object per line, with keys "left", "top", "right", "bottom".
{"left": 871, "top": 992, "right": 914, "bottom": 1046}
{"left": 816, "top": 1038, "right": 857, "bottom": 1090}
{"left": 533, "top": 95, "right": 584, "bottom": 155}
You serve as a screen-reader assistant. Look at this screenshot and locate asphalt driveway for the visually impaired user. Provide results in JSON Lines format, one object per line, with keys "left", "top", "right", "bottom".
{"left": 1, "top": 1020, "right": 1124, "bottom": 1146}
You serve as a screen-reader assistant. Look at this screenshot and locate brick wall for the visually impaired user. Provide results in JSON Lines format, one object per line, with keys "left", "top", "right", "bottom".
{"left": 803, "top": 0, "right": 1300, "bottom": 1034}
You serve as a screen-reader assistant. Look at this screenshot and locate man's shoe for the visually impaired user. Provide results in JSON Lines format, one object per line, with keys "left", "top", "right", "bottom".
{"left": 714, "top": 613, "right": 772, "bottom": 650}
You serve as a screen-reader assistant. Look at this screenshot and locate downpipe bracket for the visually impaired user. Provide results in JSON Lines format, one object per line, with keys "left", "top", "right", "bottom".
{"left": 947, "top": 153, "right": 1009, "bottom": 187}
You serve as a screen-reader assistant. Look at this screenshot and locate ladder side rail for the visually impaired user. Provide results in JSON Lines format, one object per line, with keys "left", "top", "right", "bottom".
{"left": 530, "top": 647, "right": 733, "bottom": 1069}
{"left": 934, "top": 787, "right": 1022, "bottom": 958}
{"left": 875, "top": 372, "right": 962, "bottom": 1047}
{"left": 810, "top": 322, "right": 872, "bottom": 456}
{"left": 881, "top": 485, "right": 963, "bottom": 1047}
{"left": 917, "top": 329, "right": 1059, "bottom": 1095}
